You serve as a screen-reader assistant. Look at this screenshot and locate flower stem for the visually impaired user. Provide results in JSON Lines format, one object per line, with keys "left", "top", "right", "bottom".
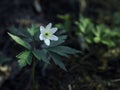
{"left": 32, "top": 58, "right": 36, "bottom": 90}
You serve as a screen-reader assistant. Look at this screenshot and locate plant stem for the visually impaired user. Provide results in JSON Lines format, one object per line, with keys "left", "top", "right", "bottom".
{"left": 32, "top": 58, "right": 36, "bottom": 90}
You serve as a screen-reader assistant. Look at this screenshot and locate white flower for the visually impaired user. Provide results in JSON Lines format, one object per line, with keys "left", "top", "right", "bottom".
{"left": 39, "top": 23, "right": 58, "bottom": 46}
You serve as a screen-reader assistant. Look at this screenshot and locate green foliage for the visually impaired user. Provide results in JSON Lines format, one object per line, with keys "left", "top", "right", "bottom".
{"left": 49, "top": 52, "right": 67, "bottom": 71}
{"left": 46, "top": 45, "right": 79, "bottom": 71}
{"left": 48, "top": 46, "right": 69, "bottom": 57}
{"left": 8, "top": 24, "right": 79, "bottom": 71}
{"left": 8, "top": 33, "right": 32, "bottom": 49}
{"left": 17, "top": 50, "right": 32, "bottom": 68}
{"left": 49, "top": 35, "right": 67, "bottom": 47}
{"left": 9, "top": 26, "right": 27, "bottom": 37}
{"left": 48, "top": 46, "right": 80, "bottom": 57}
{"left": 76, "top": 16, "right": 120, "bottom": 48}
{"left": 27, "top": 24, "right": 39, "bottom": 36}
{"left": 55, "top": 14, "right": 71, "bottom": 34}
{"left": 32, "top": 49, "right": 49, "bottom": 63}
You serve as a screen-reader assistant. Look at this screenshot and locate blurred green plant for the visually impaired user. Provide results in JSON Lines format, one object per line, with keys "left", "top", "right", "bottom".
{"left": 55, "top": 14, "right": 71, "bottom": 34}
{"left": 75, "top": 16, "right": 120, "bottom": 49}
{"left": 75, "top": 15, "right": 120, "bottom": 72}
{"left": 54, "top": 14, "right": 120, "bottom": 51}
{"left": 8, "top": 23, "right": 79, "bottom": 90}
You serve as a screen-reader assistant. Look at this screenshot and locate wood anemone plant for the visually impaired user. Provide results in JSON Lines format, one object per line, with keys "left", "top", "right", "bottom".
{"left": 8, "top": 23, "right": 80, "bottom": 90}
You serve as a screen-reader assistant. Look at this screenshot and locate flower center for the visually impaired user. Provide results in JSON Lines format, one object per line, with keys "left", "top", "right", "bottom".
{"left": 44, "top": 32, "right": 51, "bottom": 38}
{"left": 45, "top": 33, "right": 49, "bottom": 36}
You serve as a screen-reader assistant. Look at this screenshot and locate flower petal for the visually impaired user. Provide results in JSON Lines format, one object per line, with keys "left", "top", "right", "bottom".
{"left": 44, "top": 39, "right": 50, "bottom": 46}
{"left": 50, "top": 28, "right": 58, "bottom": 34}
{"left": 46, "top": 23, "right": 52, "bottom": 30}
{"left": 50, "top": 35, "right": 58, "bottom": 41}
{"left": 40, "top": 26, "right": 45, "bottom": 33}
{"left": 39, "top": 34, "right": 44, "bottom": 40}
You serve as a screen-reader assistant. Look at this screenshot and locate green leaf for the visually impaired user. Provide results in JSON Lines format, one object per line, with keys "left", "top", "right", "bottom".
{"left": 8, "top": 26, "right": 33, "bottom": 43}
{"left": 8, "top": 26, "right": 26, "bottom": 37}
{"left": 85, "top": 37, "right": 92, "bottom": 44}
{"left": 17, "top": 51, "right": 32, "bottom": 68}
{"left": 34, "top": 30, "right": 41, "bottom": 41}
{"left": 48, "top": 46, "right": 80, "bottom": 56}
{"left": 59, "top": 46, "right": 80, "bottom": 54}
{"left": 48, "top": 47, "right": 69, "bottom": 57}
{"left": 76, "top": 22, "right": 85, "bottom": 33}
{"left": 50, "top": 35, "right": 67, "bottom": 47}
{"left": 49, "top": 52, "right": 67, "bottom": 71}
{"left": 8, "top": 26, "right": 31, "bottom": 38}
{"left": 80, "top": 25, "right": 85, "bottom": 33}
{"left": 95, "top": 26, "right": 101, "bottom": 36}
{"left": 8, "top": 33, "right": 31, "bottom": 49}
{"left": 94, "top": 37, "right": 101, "bottom": 43}
{"left": 32, "top": 49, "right": 49, "bottom": 63}
{"left": 27, "top": 24, "right": 38, "bottom": 36}
{"left": 58, "top": 14, "right": 70, "bottom": 20}
{"left": 18, "top": 59, "right": 26, "bottom": 68}
{"left": 101, "top": 39, "right": 116, "bottom": 47}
